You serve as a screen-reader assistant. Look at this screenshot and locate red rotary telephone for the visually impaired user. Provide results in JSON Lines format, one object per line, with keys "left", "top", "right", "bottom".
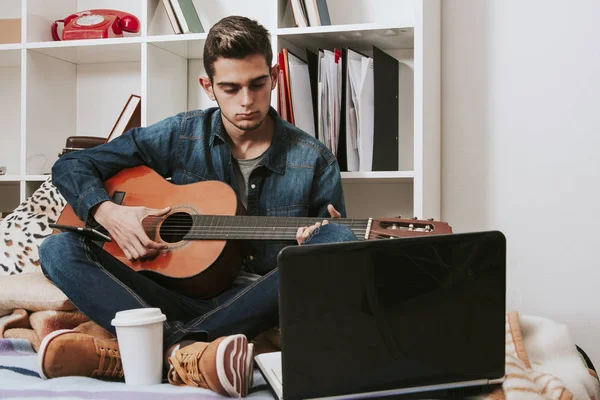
{"left": 52, "top": 9, "right": 140, "bottom": 41}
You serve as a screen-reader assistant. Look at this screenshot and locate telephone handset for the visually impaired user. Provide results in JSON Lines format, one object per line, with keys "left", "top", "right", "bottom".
{"left": 52, "top": 9, "right": 140, "bottom": 41}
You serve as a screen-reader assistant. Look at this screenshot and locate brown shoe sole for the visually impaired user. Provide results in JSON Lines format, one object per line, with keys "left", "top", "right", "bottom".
{"left": 38, "top": 329, "right": 78, "bottom": 379}
{"left": 215, "top": 334, "right": 252, "bottom": 398}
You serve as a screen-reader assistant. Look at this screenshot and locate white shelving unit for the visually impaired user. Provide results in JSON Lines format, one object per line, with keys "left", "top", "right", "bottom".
{"left": 0, "top": 0, "right": 440, "bottom": 220}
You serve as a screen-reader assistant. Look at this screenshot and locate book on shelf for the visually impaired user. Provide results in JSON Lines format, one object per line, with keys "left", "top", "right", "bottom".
{"left": 304, "top": 0, "right": 331, "bottom": 26}
{"left": 169, "top": 0, "right": 204, "bottom": 33}
{"left": 289, "top": 0, "right": 309, "bottom": 27}
{"left": 372, "top": 46, "right": 399, "bottom": 171}
{"left": 289, "top": 0, "right": 331, "bottom": 27}
{"left": 0, "top": 18, "right": 21, "bottom": 44}
{"left": 162, "top": 0, "right": 182, "bottom": 34}
{"left": 286, "top": 49, "right": 316, "bottom": 137}
{"left": 107, "top": 94, "right": 142, "bottom": 143}
{"left": 277, "top": 45, "right": 399, "bottom": 172}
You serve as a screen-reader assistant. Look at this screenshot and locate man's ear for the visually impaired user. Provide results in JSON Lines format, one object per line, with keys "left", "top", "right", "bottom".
{"left": 270, "top": 64, "right": 280, "bottom": 90}
{"left": 199, "top": 76, "right": 216, "bottom": 101}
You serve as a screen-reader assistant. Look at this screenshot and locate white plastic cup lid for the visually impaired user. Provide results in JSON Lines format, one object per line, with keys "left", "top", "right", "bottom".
{"left": 111, "top": 307, "right": 166, "bottom": 327}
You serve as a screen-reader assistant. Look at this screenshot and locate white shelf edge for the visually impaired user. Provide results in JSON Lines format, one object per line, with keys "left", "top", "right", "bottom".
{"left": 25, "top": 36, "right": 143, "bottom": 50}
{"left": 342, "top": 171, "right": 414, "bottom": 183}
{"left": 0, "top": 175, "right": 23, "bottom": 182}
{"left": 0, "top": 175, "right": 50, "bottom": 182}
{"left": 25, "top": 175, "right": 50, "bottom": 181}
{"left": 146, "top": 33, "right": 207, "bottom": 44}
{"left": 276, "top": 21, "right": 414, "bottom": 36}
{"left": 0, "top": 43, "right": 22, "bottom": 51}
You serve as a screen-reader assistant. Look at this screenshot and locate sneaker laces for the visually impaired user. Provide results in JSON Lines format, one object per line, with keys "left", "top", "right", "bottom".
{"left": 168, "top": 345, "right": 210, "bottom": 388}
{"left": 94, "top": 346, "right": 123, "bottom": 379}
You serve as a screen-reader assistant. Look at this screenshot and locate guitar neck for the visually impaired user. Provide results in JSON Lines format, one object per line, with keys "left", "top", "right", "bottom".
{"left": 182, "top": 215, "right": 371, "bottom": 241}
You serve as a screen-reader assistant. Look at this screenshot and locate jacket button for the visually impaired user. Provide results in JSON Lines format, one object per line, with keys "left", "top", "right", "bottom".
{"left": 249, "top": 255, "right": 254, "bottom": 261}
{"left": 250, "top": 184, "right": 256, "bottom": 189}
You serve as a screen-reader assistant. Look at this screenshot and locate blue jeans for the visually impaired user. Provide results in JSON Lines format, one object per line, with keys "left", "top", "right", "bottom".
{"left": 39, "top": 223, "right": 356, "bottom": 348}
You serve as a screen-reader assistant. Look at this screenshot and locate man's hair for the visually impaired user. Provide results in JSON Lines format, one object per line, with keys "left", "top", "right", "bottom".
{"left": 203, "top": 16, "right": 273, "bottom": 80}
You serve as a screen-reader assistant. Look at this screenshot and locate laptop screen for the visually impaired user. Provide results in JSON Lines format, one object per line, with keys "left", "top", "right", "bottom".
{"left": 277, "top": 231, "right": 506, "bottom": 400}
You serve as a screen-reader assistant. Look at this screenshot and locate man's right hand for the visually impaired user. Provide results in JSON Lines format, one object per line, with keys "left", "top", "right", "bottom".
{"left": 93, "top": 201, "right": 170, "bottom": 261}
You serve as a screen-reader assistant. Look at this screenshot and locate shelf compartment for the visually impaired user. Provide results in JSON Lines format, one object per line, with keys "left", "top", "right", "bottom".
{"left": 277, "top": 24, "right": 414, "bottom": 53}
{"left": 147, "top": 0, "right": 276, "bottom": 37}
{"left": 0, "top": 48, "right": 21, "bottom": 177}
{"left": 25, "top": 48, "right": 141, "bottom": 175}
{"left": 278, "top": 0, "right": 416, "bottom": 29}
{"left": 0, "top": 47, "right": 20, "bottom": 69}
{"left": 26, "top": 0, "right": 143, "bottom": 43}
{"left": 342, "top": 181, "right": 414, "bottom": 219}
{"left": 0, "top": 181, "right": 21, "bottom": 216}
{"left": 26, "top": 180, "right": 45, "bottom": 197}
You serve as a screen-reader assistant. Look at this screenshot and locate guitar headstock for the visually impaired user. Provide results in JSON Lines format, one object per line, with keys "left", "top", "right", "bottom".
{"left": 367, "top": 217, "right": 453, "bottom": 240}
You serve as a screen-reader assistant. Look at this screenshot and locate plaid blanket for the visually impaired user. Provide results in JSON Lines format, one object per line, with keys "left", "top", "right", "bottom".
{"left": 1, "top": 313, "right": 599, "bottom": 399}
{"left": 0, "top": 338, "right": 274, "bottom": 400}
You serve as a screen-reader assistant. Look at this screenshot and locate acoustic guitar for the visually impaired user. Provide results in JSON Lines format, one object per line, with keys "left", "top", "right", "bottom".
{"left": 54, "top": 166, "right": 453, "bottom": 298}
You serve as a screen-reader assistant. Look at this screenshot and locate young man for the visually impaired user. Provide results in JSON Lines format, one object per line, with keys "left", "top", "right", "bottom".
{"left": 38, "top": 15, "right": 356, "bottom": 398}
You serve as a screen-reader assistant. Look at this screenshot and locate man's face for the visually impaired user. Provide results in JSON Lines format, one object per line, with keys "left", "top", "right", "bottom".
{"left": 203, "top": 54, "right": 278, "bottom": 132}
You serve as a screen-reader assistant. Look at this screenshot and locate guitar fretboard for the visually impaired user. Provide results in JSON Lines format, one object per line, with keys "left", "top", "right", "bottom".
{"left": 179, "top": 215, "right": 371, "bottom": 240}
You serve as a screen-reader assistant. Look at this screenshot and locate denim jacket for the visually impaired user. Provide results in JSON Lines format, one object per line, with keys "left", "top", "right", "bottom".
{"left": 52, "top": 107, "right": 346, "bottom": 275}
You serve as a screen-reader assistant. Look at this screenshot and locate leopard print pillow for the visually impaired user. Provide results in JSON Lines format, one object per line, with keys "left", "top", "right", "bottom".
{"left": 0, "top": 178, "right": 66, "bottom": 276}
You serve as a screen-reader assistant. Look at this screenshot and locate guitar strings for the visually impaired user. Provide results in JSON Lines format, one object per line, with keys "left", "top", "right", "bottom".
{"left": 141, "top": 226, "right": 420, "bottom": 234}
{"left": 141, "top": 226, "right": 372, "bottom": 233}
{"left": 139, "top": 222, "right": 423, "bottom": 236}
{"left": 140, "top": 216, "right": 431, "bottom": 228}
{"left": 135, "top": 216, "right": 430, "bottom": 238}
{"left": 140, "top": 216, "right": 372, "bottom": 223}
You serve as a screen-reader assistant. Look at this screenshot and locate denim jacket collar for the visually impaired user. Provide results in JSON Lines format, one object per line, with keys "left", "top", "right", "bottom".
{"left": 209, "top": 107, "right": 287, "bottom": 175}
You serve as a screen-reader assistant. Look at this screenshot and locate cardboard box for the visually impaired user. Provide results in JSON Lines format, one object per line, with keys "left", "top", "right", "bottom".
{"left": 0, "top": 19, "right": 21, "bottom": 44}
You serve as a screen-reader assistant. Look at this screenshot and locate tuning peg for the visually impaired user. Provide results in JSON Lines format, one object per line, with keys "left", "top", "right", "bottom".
{"left": 427, "top": 218, "right": 434, "bottom": 221}
{"left": 411, "top": 216, "right": 418, "bottom": 220}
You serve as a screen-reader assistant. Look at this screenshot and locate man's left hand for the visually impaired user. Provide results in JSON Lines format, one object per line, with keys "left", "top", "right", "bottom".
{"left": 296, "top": 204, "right": 341, "bottom": 245}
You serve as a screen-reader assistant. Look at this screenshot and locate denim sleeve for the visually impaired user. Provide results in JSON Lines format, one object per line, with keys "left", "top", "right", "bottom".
{"left": 309, "top": 159, "right": 347, "bottom": 218}
{"left": 51, "top": 113, "right": 183, "bottom": 224}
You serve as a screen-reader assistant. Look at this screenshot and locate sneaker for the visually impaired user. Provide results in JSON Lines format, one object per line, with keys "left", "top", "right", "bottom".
{"left": 38, "top": 329, "right": 123, "bottom": 380}
{"left": 168, "top": 334, "right": 252, "bottom": 398}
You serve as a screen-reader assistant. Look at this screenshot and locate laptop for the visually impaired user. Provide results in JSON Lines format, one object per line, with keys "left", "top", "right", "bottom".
{"left": 255, "top": 231, "right": 506, "bottom": 400}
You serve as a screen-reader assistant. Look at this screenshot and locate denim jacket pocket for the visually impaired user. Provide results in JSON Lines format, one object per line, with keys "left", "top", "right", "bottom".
{"left": 266, "top": 203, "right": 309, "bottom": 217}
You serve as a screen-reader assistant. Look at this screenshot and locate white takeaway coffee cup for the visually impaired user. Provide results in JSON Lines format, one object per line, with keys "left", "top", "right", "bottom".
{"left": 111, "top": 307, "right": 166, "bottom": 386}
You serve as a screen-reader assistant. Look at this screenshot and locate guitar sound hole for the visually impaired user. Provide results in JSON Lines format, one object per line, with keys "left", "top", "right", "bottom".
{"left": 160, "top": 212, "right": 193, "bottom": 243}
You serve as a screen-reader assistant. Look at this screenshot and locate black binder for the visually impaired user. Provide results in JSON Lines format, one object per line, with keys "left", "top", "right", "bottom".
{"left": 372, "top": 46, "right": 399, "bottom": 171}
{"left": 305, "top": 49, "right": 319, "bottom": 141}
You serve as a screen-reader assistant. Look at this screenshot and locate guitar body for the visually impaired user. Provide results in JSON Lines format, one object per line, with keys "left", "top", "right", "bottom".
{"left": 55, "top": 166, "right": 453, "bottom": 299}
{"left": 56, "top": 166, "right": 248, "bottom": 299}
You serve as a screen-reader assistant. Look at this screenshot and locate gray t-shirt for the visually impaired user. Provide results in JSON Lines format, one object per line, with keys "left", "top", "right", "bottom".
{"left": 232, "top": 153, "right": 266, "bottom": 283}
{"left": 233, "top": 153, "right": 265, "bottom": 209}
